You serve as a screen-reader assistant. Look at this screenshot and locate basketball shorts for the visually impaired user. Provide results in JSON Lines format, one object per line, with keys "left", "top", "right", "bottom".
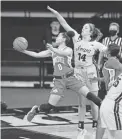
{"left": 100, "top": 97, "right": 122, "bottom": 130}
{"left": 74, "top": 64, "right": 99, "bottom": 92}
{"left": 50, "top": 75, "right": 85, "bottom": 97}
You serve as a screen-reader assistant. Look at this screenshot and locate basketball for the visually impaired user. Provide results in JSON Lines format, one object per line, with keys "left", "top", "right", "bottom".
{"left": 13, "top": 37, "right": 28, "bottom": 51}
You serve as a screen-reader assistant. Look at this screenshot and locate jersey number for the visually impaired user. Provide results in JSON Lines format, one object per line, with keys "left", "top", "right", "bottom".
{"left": 78, "top": 53, "right": 86, "bottom": 61}
{"left": 113, "top": 77, "right": 121, "bottom": 87}
{"left": 58, "top": 64, "right": 62, "bottom": 70}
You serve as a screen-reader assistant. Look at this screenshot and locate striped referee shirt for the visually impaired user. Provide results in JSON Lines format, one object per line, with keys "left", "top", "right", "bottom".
{"left": 102, "top": 36, "right": 122, "bottom": 58}
{"left": 102, "top": 36, "right": 122, "bottom": 47}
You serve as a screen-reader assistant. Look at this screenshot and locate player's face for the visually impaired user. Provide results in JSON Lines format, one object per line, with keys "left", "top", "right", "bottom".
{"left": 50, "top": 21, "right": 60, "bottom": 31}
{"left": 81, "top": 24, "right": 91, "bottom": 37}
{"left": 55, "top": 33, "right": 65, "bottom": 46}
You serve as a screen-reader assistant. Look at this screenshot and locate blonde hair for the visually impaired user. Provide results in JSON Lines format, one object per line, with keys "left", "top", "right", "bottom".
{"left": 109, "top": 22, "right": 119, "bottom": 31}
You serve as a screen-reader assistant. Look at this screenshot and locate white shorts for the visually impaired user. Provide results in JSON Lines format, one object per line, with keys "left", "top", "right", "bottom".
{"left": 74, "top": 64, "right": 99, "bottom": 92}
{"left": 100, "top": 98, "right": 122, "bottom": 130}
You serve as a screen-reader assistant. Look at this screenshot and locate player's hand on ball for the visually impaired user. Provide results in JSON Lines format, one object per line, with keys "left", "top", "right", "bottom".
{"left": 46, "top": 43, "right": 53, "bottom": 49}
{"left": 13, "top": 45, "right": 24, "bottom": 52}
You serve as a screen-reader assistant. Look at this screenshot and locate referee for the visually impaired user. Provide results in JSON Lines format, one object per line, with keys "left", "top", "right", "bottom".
{"left": 102, "top": 22, "right": 122, "bottom": 47}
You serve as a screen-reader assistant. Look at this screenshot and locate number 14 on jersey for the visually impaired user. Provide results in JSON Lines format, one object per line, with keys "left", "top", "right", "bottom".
{"left": 78, "top": 53, "right": 86, "bottom": 61}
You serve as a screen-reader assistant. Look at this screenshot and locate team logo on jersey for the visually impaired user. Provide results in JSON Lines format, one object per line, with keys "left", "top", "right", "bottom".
{"left": 53, "top": 56, "right": 65, "bottom": 65}
{"left": 76, "top": 46, "right": 91, "bottom": 53}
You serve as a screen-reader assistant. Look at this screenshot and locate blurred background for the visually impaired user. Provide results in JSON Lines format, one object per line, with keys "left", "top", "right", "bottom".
{"left": 1, "top": 1, "right": 122, "bottom": 108}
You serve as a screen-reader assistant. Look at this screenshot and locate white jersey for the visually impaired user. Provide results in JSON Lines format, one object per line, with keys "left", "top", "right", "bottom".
{"left": 73, "top": 32, "right": 107, "bottom": 67}
{"left": 106, "top": 73, "right": 122, "bottom": 101}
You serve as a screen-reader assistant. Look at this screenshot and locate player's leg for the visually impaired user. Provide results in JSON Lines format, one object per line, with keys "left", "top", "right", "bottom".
{"left": 79, "top": 86, "right": 102, "bottom": 107}
{"left": 68, "top": 75, "right": 102, "bottom": 107}
{"left": 78, "top": 94, "right": 87, "bottom": 130}
{"left": 96, "top": 127, "right": 105, "bottom": 139}
{"left": 26, "top": 78, "right": 65, "bottom": 121}
{"left": 77, "top": 94, "right": 88, "bottom": 139}
{"left": 96, "top": 109, "right": 105, "bottom": 139}
{"left": 87, "top": 65, "right": 99, "bottom": 132}
{"left": 96, "top": 98, "right": 116, "bottom": 139}
{"left": 90, "top": 91, "right": 98, "bottom": 128}
{"left": 68, "top": 75, "right": 101, "bottom": 139}
{"left": 67, "top": 76, "right": 89, "bottom": 139}
{"left": 74, "top": 68, "right": 88, "bottom": 131}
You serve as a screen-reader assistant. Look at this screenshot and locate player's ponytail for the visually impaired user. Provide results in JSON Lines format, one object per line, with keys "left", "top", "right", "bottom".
{"left": 91, "top": 28, "right": 103, "bottom": 41}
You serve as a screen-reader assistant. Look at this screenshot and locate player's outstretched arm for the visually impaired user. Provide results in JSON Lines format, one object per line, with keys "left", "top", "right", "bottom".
{"left": 47, "top": 6, "right": 76, "bottom": 33}
{"left": 46, "top": 43, "right": 72, "bottom": 57}
{"left": 95, "top": 42, "right": 107, "bottom": 67}
{"left": 97, "top": 51, "right": 104, "bottom": 69}
{"left": 17, "top": 49, "right": 51, "bottom": 58}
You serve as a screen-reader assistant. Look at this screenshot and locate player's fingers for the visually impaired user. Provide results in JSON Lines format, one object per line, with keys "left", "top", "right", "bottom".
{"left": 13, "top": 46, "right": 18, "bottom": 51}
{"left": 47, "top": 43, "right": 52, "bottom": 47}
{"left": 47, "top": 6, "right": 50, "bottom": 10}
{"left": 13, "top": 46, "right": 23, "bottom": 52}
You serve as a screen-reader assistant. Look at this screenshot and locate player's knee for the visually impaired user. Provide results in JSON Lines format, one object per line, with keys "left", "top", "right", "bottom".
{"left": 78, "top": 86, "right": 89, "bottom": 97}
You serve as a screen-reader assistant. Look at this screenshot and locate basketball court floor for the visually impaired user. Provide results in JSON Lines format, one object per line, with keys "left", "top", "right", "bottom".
{"left": 1, "top": 88, "right": 122, "bottom": 139}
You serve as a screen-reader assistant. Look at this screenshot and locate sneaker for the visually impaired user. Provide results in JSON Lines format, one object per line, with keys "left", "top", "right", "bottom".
{"left": 26, "top": 105, "right": 38, "bottom": 122}
{"left": 77, "top": 128, "right": 87, "bottom": 139}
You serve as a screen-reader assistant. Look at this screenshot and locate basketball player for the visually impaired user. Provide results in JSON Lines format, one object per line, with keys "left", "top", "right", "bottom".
{"left": 14, "top": 32, "right": 102, "bottom": 122}
{"left": 98, "top": 73, "right": 122, "bottom": 139}
{"left": 90, "top": 44, "right": 122, "bottom": 139}
{"left": 47, "top": 6, "right": 107, "bottom": 138}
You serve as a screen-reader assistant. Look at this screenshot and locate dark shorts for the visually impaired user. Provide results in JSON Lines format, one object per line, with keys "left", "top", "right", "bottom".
{"left": 50, "top": 75, "right": 85, "bottom": 97}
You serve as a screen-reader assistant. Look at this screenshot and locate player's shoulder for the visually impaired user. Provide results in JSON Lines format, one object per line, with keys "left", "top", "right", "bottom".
{"left": 90, "top": 41, "right": 103, "bottom": 47}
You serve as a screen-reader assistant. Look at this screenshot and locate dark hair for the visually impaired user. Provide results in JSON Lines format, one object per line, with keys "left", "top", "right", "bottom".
{"left": 92, "top": 28, "right": 103, "bottom": 41}
{"left": 87, "top": 23, "right": 100, "bottom": 41}
{"left": 108, "top": 44, "right": 120, "bottom": 57}
{"left": 62, "top": 32, "right": 72, "bottom": 45}
{"left": 88, "top": 23, "right": 95, "bottom": 37}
